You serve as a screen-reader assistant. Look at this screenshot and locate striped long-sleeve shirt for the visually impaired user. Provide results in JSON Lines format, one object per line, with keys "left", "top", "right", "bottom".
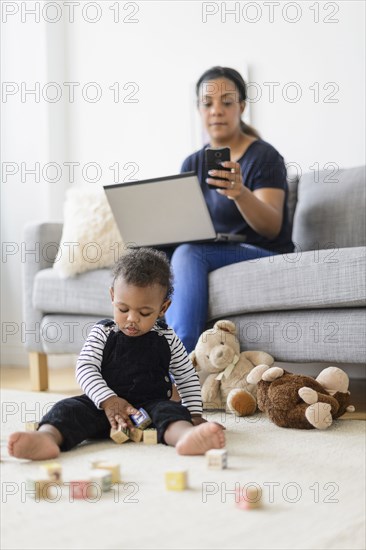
{"left": 76, "top": 321, "right": 203, "bottom": 415}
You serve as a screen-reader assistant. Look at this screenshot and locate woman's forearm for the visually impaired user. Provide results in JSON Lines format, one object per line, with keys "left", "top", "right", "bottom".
{"left": 233, "top": 187, "right": 283, "bottom": 239}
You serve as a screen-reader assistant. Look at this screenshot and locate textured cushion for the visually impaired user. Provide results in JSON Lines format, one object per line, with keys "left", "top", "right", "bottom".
{"left": 40, "top": 315, "right": 103, "bottom": 354}
{"left": 53, "top": 185, "right": 125, "bottom": 277}
{"left": 292, "top": 165, "right": 366, "bottom": 251}
{"left": 208, "top": 246, "right": 366, "bottom": 320}
{"left": 33, "top": 268, "right": 113, "bottom": 316}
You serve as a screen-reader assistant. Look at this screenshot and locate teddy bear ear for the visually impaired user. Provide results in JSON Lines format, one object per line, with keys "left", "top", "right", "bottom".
{"left": 214, "top": 319, "right": 237, "bottom": 335}
{"left": 189, "top": 351, "right": 199, "bottom": 370}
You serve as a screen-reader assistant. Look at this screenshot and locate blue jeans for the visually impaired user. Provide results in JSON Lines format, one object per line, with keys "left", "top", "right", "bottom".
{"left": 164, "top": 242, "right": 276, "bottom": 354}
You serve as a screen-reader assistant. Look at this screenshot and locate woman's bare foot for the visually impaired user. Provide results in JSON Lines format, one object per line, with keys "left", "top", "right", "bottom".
{"left": 8, "top": 432, "right": 60, "bottom": 461}
{"left": 176, "top": 422, "right": 225, "bottom": 456}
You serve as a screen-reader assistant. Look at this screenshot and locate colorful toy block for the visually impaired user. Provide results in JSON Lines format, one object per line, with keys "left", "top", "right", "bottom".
{"left": 110, "top": 425, "right": 130, "bottom": 444}
{"left": 89, "top": 469, "right": 112, "bottom": 492}
{"left": 91, "top": 462, "right": 121, "bottom": 483}
{"left": 205, "top": 448, "right": 228, "bottom": 470}
{"left": 25, "top": 422, "right": 39, "bottom": 431}
{"left": 165, "top": 470, "right": 188, "bottom": 491}
{"left": 236, "top": 486, "right": 262, "bottom": 510}
{"left": 69, "top": 480, "right": 99, "bottom": 500}
{"left": 143, "top": 429, "right": 158, "bottom": 444}
{"left": 40, "top": 462, "right": 62, "bottom": 483}
{"left": 128, "top": 428, "right": 143, "bottom": 442}
{"left": 26, "top": 478, "right": 55, "bottom": 499}
{"left": 130, "top": 408, "right": 152, "bottom": 430}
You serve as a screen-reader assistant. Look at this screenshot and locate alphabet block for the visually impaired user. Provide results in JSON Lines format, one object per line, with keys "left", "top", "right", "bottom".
{"left": 89, "top": 469, "right": 112, "bottom": 492}
{"left": 165, "top": 470, "right": 187, "bottom": 491}
{"left": 40, "top": 462, "right": 62, "bottom": 483}
{"left": 128, "top": 428, "right": 143, "bottom": 442}
{"left": 130, "top": 408, "right": 152, "bottom": 430}
{"left": 91, "top": 462, "right": 120, "bottom": 483}
{"left": 110, "top": 425, "right": 130, "bottom": 444}
{"left": 205, "top": 448, "right": 228, "bottom": 470}
{"left": 69, "top": 480, "right": 99, "bottom": 500}
{"left": 25, "top": 422, "right": 39, "bottom": 431}
{"left": 143, "top": 429, "right": 158, "bottom": 444}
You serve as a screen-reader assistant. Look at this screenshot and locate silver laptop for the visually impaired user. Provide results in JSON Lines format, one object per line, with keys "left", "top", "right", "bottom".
{"left": 103, "top": 172, "right": 246, "bottom": 248}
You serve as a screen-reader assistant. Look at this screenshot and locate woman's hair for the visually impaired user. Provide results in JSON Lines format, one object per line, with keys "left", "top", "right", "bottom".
{"left": 196, "top": 66, "right": 260, "bottom": 139}
{"left": 112, "top": 247, "right": 174, "bottom": 300}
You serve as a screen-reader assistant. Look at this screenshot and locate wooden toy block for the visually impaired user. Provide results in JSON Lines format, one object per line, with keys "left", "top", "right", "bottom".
{"left": 128, "top": 428, "right": 143, "bottom": 442}
{"left": 69, "top": 480, "right": 99, "bottom": 500}
{"left": 25, "top": 422, "right": 39, "bottom": 431}
{"left": 143, "top": 429, "right": 158, "bottom": 444}
{"left": 130, "top": 407, "right": 152, "bottom": 430}
{"left": 89, "top": 469, "right": 112, "bottom": 492}
{"left": 40, "top": 462, "right": 62, "bottom": 483}
{"left": 110, "top": 425, "right": 130, "bottom": 444}
{"left": 26, "top": 478, "right": 55, "bottom": 499}
{"left": 165, "top": 470, "right": 188, "bottom": 491}
{"left": 92, "top": 462, "right": 121, "bottom": 483}
{"left": 206, "top": 448, "right": 228, "bottom": 470}
{"left": 236, "top": 486, "right": 262, "bottom": 510}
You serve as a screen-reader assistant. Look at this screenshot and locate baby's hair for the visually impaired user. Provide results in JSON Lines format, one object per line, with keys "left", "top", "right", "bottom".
{"left": 112, "top": 247, "right": 174, "bottom": 300}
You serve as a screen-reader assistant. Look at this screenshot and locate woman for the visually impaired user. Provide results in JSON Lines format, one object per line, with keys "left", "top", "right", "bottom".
{"left": 165, "top": 66, "right": 293, "bottom": 353}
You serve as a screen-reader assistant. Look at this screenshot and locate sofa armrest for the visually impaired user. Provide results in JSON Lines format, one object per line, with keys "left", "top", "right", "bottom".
{"left": 22, "top": 222, "right": 63, "bottom": 351}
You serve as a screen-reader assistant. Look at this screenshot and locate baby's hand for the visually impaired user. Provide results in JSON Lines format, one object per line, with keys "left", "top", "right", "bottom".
{"left": 101, "top": 396, "right": 138, "bottom": 430}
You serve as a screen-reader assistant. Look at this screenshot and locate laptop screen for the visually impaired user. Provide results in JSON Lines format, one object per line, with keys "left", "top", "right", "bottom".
{"left": 103, "top": 172, "right": 217, "bottom": 247}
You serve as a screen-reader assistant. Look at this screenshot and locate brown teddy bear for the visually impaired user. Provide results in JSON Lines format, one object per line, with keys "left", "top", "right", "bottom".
{"left": 189, "top": 320, "right": 274, "bottom": 416}
{"left": 246, "top": 364, "right": 355, "bottom": 429}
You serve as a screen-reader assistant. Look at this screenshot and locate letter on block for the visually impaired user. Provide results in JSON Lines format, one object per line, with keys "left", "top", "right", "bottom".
{"left": 205, "top": 448, "right": 228, "bottom": 470}
{"left": 165, "top": 470, "right": 187, "bottom": 491}
{"left": 143, "top": 429, "right": 158, "bottom": 444}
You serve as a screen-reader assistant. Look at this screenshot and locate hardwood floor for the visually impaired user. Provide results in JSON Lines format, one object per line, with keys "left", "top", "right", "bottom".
{"left": 1, "top": 365, "right": 365, "bottom": 418}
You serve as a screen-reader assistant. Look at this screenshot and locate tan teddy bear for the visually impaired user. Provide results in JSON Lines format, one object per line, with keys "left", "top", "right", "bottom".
{"left": 189, "top": 320, "right": 274, "bottom": 416}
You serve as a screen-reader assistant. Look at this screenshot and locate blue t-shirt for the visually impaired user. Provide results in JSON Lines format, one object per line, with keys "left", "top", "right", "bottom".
{"left": 181, "top": 140, "right": 294, "bottom": 253}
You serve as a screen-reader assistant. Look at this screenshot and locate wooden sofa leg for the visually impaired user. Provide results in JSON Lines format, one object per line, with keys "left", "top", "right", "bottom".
{"left": 29, "top": 352, "right": 49, "bottom": 391}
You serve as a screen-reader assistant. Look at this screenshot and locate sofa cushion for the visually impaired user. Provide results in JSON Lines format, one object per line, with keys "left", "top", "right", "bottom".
{"left": 292, "top": 165, "right": 366, "bottom": 251}
{"left": 227, "top": 309, "right": 366, "bottom": 364}
{"left": 33, "top": 268, "right": 113, "bottom": 316}
{"left": 208, "top": 246, "right": 366, "bottom": 320}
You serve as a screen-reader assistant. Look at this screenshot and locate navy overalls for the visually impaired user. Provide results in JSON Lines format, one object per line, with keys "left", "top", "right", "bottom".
{"left": 39, "top": 320, "right": 192, "bottom": 451}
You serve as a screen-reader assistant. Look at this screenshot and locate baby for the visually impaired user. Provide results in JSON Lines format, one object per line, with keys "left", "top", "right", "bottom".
{"left": 8, "top": 247, "right": 225, "bottom": 460}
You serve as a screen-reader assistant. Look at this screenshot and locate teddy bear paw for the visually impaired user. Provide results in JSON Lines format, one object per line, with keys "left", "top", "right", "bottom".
{"left": 305, "top": 403, "right": 332, "bottom": 430}
{"left": 298, "top": 386, "right": 318, "bottom": 404}
{"left": 262, "top": 367, "right": 284, "bottom": 382}
{"left": 227, "top": 389, "right": 257, "bottom": 416}
{"left": 247, "top": 364, "right": 270, "bottom": 384}
{"left": 346, "top": 405, "right": 355, "bottom": 413}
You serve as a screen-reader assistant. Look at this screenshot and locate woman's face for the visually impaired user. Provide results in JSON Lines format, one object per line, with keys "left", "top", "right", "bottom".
{"left": 197, "top": 77, "right": 244, "bottom": 142}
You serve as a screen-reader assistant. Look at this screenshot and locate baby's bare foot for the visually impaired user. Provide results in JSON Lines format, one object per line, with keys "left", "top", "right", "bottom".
{"left": 8, "top": 432, "right": 60, "bottom": 461}
{"left": 176, "top": 422, "right": 225, "bottom": 456}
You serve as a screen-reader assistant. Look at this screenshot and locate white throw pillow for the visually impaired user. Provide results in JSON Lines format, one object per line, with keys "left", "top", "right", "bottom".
{"left": 53, "top": 185, "right": 125, "bottom": 277}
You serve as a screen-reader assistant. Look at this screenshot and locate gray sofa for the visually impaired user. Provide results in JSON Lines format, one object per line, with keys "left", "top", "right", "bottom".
{"left": 23, "top": 166, "right": 366, "bottom": 390}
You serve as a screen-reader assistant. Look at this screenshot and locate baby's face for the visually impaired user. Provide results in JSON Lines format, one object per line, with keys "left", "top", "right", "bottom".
{"left": 110, "top": 278, "right": 170, "bottom": 337}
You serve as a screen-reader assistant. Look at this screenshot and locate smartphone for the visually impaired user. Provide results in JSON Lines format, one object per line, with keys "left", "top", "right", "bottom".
{"left": 205, "top": 147, "right": 231, "bottom": 189}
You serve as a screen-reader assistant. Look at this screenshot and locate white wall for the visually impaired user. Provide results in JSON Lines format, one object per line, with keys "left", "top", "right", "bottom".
{"left": 1, "top": 0, "right": 365, "bottom": 367}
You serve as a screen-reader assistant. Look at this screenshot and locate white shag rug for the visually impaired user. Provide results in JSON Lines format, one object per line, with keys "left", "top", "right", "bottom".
{"left": 1, "top": 390, "right": 365, "bottom": 550}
